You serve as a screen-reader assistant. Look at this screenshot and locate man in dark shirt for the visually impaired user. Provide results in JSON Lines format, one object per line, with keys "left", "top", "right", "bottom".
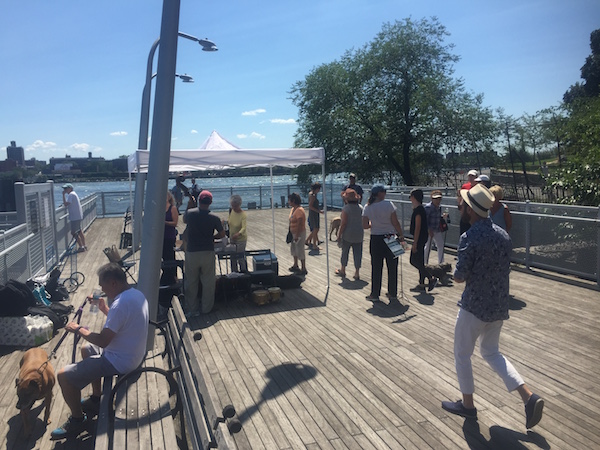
{"left": 183, "top": 190, "right": 225, "bottom": 317}
{"left": 341, "top": 173, "right": 364, "bottom": 203}
{"left": 442, "top": 184, "right": 544, "bottom": 430}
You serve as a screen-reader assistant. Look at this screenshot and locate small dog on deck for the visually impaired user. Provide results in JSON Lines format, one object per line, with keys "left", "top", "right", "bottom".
{"left": 329, "top": 217, "right": 341, "bottom": 241}
{"left": 425, "top": 262, "right": 453, "bottom": 285}
{"left": 16, "top": 348, "right": 55, "bottom": 436}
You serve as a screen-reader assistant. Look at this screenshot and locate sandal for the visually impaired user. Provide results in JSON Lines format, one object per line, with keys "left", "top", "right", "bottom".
{"left": 289, "top": 266, "right": 300, "bottom": 272}
{"left": 335, "top": 269, "right": 346, "bottom": 277}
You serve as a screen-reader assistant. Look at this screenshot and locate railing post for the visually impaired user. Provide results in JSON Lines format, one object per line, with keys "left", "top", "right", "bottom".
{"left": 596, "top": 206, "right": 600, "bottom": 287}
{"left": 101, "top": 192, "right": 106, "bottom": 218}
{"left": 525, "top": 200, "right": 531, "bottom": 270}
{"left": 259, "top": 186, "right": 262, "bottom": 209}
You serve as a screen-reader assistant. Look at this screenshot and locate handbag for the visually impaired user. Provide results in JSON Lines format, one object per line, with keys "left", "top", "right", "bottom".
{"left": 440, "top": 216, "right": 448, "bottom": 232}
{"left": 286, "top": 228, "right": 293, "bottom": 244}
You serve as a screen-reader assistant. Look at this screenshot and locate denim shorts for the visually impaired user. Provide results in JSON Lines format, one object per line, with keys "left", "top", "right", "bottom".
{"left": 62, "top": 344, "right": 120, "bottom": 390}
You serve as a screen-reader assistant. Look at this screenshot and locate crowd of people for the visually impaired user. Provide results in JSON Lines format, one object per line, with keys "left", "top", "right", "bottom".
{"left": 48, "top": 170, "right": 540, "bottom": 442}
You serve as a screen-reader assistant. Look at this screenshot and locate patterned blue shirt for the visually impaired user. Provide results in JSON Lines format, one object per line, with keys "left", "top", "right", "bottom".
{"left": 424, "top": 201, "right": 441, "bottom": 232}
{"left": 454, "top": 218, "right": 512, "bottom": 322}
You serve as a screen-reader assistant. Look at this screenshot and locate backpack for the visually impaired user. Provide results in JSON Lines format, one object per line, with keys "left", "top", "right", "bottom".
{"left": 0, "top": 280, "right": 38, "bottom": 317}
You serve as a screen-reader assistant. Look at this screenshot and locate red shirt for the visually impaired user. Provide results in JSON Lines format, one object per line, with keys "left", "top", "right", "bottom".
{"left": 461, "top": 182, "right": 473, "bottom": 190}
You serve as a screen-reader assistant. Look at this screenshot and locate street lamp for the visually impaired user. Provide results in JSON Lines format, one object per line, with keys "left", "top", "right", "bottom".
{"left": 138, "top": 33, "right": 217, "bottom": 150}
{"left": 133, "top": 33, "right": 216, "bottom": 251}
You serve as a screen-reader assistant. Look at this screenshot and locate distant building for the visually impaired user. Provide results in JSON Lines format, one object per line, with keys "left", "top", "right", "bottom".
{"left": 50, "top": 152, "right": 104, "bottom": 174}
{"left": 6, "top": 141, "right": 25, "bottom": 166}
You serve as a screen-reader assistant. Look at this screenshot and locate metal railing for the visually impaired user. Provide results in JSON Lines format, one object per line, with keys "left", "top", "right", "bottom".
{"left": 1, "top": 182, "right": 598, "bottom": 286}
{"left": 0, "top": 181, "right": 97, "bottom": 285}
{"left": 388, "top": 193, "right": 600, "bottom": 286}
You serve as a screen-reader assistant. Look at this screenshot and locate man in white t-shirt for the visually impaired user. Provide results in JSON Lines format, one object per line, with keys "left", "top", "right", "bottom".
{"left": 51, "top": 263, "right": 149, "bottom": 440}
{"left": 62, "top": 183, "right": 86, "bottom": 251}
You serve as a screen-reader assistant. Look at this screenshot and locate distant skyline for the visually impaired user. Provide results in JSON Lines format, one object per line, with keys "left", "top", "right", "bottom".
{"left": 1, "top": 0, "right": 598, "bottom": 161}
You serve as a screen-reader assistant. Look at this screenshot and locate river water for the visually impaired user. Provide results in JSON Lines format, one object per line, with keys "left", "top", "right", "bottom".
{"left": 55, "top": 174, "right": 350, "bottom": 214}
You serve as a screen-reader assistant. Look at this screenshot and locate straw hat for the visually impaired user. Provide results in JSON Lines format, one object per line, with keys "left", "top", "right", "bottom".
{"left": 460, "top": 184, "right": 495, "bottom": 218}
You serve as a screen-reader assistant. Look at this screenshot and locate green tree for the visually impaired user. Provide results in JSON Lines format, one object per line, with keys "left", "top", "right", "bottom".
{"left": 291, "top": 17, "right": 495, "bottom": 185}
{"left": 564, "top": 29, "right": 600, "bottom": 103}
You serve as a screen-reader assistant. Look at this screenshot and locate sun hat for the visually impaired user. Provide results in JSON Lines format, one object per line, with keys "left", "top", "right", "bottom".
{"left": 431, "top": 190, "right": 443, "bottom": 199}
{"left": 62, "top": 183, "right": 73, "bottom": 190}
{"left": 460, "top": 184, "right": 495, "bottom": 218}
{"left": 349, "top": 173, "right": 356, "bottom": 178}
{"left": 467, "top": 169, "right": 478, "bottom": 177}
{"left": 344, "top": 189, "right": 359, "bottom": 202}
{"left": 371, "top": 184, "right": 386, "bottom": 195}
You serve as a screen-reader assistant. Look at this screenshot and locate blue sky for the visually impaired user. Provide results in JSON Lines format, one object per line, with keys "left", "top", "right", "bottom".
{"left": 1, "top": 0, "right": 598, "bottom": 161}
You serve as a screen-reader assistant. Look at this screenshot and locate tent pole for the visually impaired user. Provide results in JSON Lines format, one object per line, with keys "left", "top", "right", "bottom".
{"left": 322, "top": 163, "right": 329, "bottom": 304}
{"left": 270, "top": 166, "right": 276, "bottom": 255}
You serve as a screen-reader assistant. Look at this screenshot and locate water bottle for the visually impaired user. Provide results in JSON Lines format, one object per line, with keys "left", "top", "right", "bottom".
{"left": 90, "top": 290, "right": 102, "bottom": 314}
{"left": 445, "top": 208, "right": 451, "bottom": 224}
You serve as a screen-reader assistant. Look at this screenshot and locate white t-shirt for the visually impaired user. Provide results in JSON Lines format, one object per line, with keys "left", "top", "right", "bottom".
{"left": 362, "top": 200, "right": 397, "bottom": 235}
{"left": 66, "top": 192, "right": 83, "bottom": 221}
{"left": 103, "top": 288, "right": 149, "bottom": 374}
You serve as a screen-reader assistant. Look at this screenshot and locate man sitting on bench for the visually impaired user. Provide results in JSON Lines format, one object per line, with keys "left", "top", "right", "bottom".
{"left": 51, "top": 263, "right": 149, "bottom": 440}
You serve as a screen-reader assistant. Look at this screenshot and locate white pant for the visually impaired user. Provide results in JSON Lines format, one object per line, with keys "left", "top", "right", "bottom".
{"left": 424, "top": 231, "right": 445, "bottom": 264}
{"left": 454, "top": 308, "right": 524, "bottom": 395}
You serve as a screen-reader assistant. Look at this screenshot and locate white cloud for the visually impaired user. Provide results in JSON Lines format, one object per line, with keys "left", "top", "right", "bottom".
{"left": 110, "top": 131, "right": 128, "bottom": 136}
{"left": 237, "top": 134, "right": 248, "bottom": 139}
{"left": 242, "top": 108, "right": 266, "bottom": 116}
{"left": 191, "top": 130, "right": 198, "bottom": 134}
{"left": 249, "top": 132, "right": 266, "bottom": 140}
{"left": 27, "top": 140, "right": 57, "bottom": 152}
{"left": 70, "top": 143, "right": 103, "bottom": 154}
{"left": 270, "top": 118, "right": 296, "bottom": 125}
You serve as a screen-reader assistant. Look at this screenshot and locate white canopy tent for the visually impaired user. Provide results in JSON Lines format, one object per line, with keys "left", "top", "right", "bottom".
{"left": 128, "top": 131, "right": 330, "bottom": 299}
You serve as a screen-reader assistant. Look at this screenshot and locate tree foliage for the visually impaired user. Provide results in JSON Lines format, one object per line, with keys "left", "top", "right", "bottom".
{"left": 564, "top": 29, "right": 600, "bottom": 103}
{"left": 290, "top": 17, "right": 496, "bottom": 185}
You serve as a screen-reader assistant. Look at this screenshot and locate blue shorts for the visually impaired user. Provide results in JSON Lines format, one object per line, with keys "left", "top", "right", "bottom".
{"left": 62, "top": 344, "right": 120, "bottom": 390}
{"left": 70, "top": 219, "right": 82, "bottom": 234}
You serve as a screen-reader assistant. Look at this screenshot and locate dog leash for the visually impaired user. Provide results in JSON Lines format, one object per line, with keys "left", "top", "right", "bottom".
{"left": 49, "top": 298, "right": 88, "bottom": 362}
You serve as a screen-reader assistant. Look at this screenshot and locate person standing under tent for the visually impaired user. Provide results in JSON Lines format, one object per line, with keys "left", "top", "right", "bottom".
{"left": 227, "top": 194, "right": 248, "bottom": 272}
{"left": 183, "top": 190, "right": 225, "bottom": 317}
{"left": 288, "top": 193, "right": 308, "bottom": 275}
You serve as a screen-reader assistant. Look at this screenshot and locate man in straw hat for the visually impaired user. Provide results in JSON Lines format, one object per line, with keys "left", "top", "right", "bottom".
{"left": 442, "top": 184, "right": 544, "bottom": 429}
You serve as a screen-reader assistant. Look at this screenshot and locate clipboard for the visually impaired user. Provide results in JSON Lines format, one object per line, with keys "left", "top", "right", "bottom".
{"left": 384, "top": 235, "right": 405, "bottom": 258}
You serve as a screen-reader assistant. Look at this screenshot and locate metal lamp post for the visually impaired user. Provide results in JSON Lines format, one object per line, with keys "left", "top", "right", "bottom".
{"left": 138, "top": 33, "right": 217, "bottom": 151}
{"left": 133, "top": 33, "right": 217, "bottom": 251}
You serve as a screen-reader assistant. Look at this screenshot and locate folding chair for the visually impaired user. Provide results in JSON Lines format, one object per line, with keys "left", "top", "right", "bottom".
{"left": 103, "top": 246, "right": 137, "bottom": 283}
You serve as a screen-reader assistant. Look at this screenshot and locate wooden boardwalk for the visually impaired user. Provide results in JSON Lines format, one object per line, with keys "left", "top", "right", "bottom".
{"left": 1, "top": 209, "right": 599, "bottom": 449}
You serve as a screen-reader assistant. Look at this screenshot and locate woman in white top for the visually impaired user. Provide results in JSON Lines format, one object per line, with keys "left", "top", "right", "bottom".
{"left": 362, "top": 185, "right": 405, "bottom": 302}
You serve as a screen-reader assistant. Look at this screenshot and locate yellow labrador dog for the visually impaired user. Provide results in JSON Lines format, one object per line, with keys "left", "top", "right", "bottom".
{"left": 16, "top": 348, "right": 55, "bottom": 436}
{"left": 329, "top": 217, "right": 341, "bottom": 241}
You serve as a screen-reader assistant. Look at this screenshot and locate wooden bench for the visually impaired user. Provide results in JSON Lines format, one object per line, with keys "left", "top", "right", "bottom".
{"left": 94, "top": 297, "right": 240, "bottom": 449}
{"left": 155, "top": 296, "right": 241, "bottom": 449}
{"left": 94, "top": 326, "right": 180, "bottom": 450}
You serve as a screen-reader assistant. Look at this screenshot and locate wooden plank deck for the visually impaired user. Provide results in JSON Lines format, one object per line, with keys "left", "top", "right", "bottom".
{"left": 1, "top": 209, "right": 599, "bottom": 449}
{"left": 0, "top": 217, "right": 175, "bottom": 450}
